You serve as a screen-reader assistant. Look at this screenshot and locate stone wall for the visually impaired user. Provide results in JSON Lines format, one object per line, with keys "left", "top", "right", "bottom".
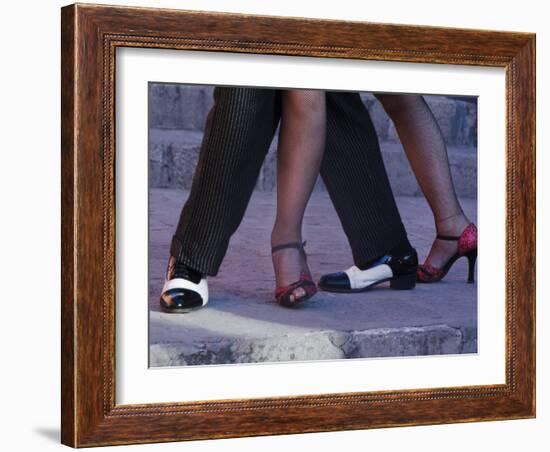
{"left": 149, "top": 84, "right": 477, "bottom": 198}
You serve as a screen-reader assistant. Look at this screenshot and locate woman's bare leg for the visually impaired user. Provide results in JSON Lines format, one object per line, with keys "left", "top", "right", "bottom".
{"left": 376, "top": 94, "right": 471, "bottom": 268}
{"left": 271, "top": 89, "right": 326, "bottom": 302}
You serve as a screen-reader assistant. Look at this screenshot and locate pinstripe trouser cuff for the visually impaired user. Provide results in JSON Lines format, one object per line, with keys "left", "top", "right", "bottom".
{"left": 350, "top": 223, "right": 410, "bottom": 269}
{"left": 170, "top": 235, "right": 223, "bottom": 277}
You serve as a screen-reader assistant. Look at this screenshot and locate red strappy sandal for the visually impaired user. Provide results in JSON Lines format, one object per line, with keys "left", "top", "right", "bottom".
{"left": 417, "top": 223, "right": 478, "bottom": 283}
{"left": 272, "top": 241, "right": 317, "bottom": 308}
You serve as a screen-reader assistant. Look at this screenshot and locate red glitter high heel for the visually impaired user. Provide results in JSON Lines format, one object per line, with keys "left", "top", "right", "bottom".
{"left": 272, "top": 241, "right": 317, "bottom": 308}
{"left": 417, "top": 223, "right": 477, "bottom": 283}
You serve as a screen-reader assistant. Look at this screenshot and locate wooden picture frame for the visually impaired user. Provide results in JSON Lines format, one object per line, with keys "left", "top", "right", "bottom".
{"left": 61, "top": 3, "right": 535, "bottom": 447}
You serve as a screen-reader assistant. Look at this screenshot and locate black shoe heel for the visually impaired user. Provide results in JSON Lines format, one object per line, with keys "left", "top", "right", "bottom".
{"left": 390, "top": 272, "right": 416, "bottom": 290}
{"left": 466, "top": 249, "right": 477, "bottom": 283}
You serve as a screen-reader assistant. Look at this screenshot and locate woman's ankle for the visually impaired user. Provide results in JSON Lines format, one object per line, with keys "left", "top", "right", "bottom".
{"left": 271, "top": 226, "right": 302, "bottom": 248}
{"left": 435, "top": 212, "right": 470, "bottom": 237}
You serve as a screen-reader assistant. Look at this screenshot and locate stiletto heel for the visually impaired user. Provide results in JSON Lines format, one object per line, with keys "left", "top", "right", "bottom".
{"left": 466, "top": 249, "right": 477, "bottom": 283}
{"left": 272, "top": 241, "right": 317, "bottom": 308}
{"left": 417, "top": 223, "right": 477, "bottom": 284}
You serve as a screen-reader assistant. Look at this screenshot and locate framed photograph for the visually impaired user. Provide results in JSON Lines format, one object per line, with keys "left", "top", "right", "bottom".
{"left": 61, "top": 3, "right": 535, "bottom": 447}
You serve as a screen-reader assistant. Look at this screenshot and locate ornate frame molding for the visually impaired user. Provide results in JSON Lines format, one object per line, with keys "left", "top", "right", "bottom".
{"left": 61, "top": 3, "right": 535, "bottom": 447}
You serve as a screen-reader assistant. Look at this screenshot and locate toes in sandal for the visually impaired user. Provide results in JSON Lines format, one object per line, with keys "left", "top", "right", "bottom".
{"left": 272, "top": 241, "right": 317, "bottom": 308}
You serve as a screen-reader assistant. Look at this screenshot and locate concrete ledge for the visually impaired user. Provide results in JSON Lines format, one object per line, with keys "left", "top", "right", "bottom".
{"left": 150, "top": 325, "right": 476, "bottom": 367}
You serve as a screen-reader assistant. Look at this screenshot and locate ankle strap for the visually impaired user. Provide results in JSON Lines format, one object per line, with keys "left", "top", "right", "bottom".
{"left": 271, "top": 241, "right": 306, "bottom": 253}
{"left": 436, "top": 234, "right": 459, "bottom": 241}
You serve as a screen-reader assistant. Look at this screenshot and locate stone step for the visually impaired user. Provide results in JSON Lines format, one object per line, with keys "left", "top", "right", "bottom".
{"left": 150, "top": 324, "right": 476, "bottom": 366}
{"left": 360, "top": 93, "right": 477, "bottom": 147}
{"left": 149, "top": 83, "right": 477, "bottom": 147}
{"left": 149, "top": 84, "right": 215, "bottom": 130}
{"left": 149, "top": 128, "right": 477, "bottom": 198}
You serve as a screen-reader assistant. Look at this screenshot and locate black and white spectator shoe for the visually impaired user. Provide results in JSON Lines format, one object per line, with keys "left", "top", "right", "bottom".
{"left": 318, "top": 249, "right": 418, "bottom": 293}
{"left": 159, "top": 256, "right": 208, "bottom": 313}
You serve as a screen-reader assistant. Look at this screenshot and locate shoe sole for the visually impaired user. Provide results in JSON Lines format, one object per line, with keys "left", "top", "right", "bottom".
{"left": 277, "top": 291, "right": 316, "bottom": 308}
{"left": 159, "top": 299, "right": 206, "bottom": 314}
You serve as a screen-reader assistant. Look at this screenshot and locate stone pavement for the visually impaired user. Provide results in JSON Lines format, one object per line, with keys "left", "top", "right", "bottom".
{"left": 149, "top": 190, "right": 477, "bottom": 367}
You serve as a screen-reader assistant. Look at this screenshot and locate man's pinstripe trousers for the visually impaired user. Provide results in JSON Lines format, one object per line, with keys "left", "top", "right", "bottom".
{"left": 169, "top": 87, "right": 409, "bottom": 276}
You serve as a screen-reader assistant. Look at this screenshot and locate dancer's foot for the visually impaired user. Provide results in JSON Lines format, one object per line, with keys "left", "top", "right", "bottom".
{"left": 318, "top": 246, "right": 418, "bottom": 293}
{"left": 424, "top": 213, "right": 471, "bottom": 269}
{"left": 417, "top": 222, "right": 478, "bottom": 284}
{"left": 159, "top": 256, "right": 208, "bottom": 313}
{"left": 271, "top": 240, "right": 317, "bottom": 308}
